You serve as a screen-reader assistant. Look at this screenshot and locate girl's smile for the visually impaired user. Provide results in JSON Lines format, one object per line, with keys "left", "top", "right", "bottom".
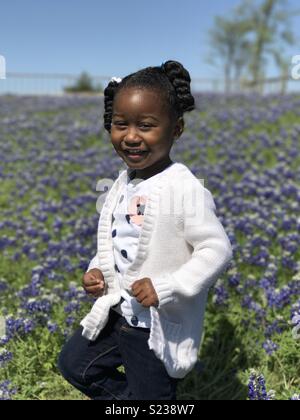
{"left": 111, "top": 87, "right": 184, "bottom": 180}
{"left": 123, "top": 150, "right": 150, "bottom": 162}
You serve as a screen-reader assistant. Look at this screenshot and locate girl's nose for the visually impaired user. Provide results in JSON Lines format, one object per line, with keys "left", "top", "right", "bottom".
{"left": 124, "top": 127, "right": 142, "bottom": 144}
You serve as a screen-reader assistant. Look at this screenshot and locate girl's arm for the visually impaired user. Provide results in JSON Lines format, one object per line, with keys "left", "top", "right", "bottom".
{"left": 151, "top": 180, "right": 233, "bottom": 309}
{"left": 86, "top": 253, "right": 102, "bottom": 273}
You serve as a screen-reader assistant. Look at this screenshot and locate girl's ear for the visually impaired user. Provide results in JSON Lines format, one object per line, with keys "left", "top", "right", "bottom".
{"left": 174, "top": 117, "right": 184, "bottom": 140}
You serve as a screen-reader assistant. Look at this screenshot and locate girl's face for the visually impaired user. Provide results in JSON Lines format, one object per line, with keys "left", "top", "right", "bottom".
{"left": 111, "top": 87, "right": 184, "bottom": 180}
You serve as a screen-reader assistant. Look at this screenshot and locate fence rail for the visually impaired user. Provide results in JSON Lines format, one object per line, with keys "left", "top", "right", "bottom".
{"left": 0, "top": 72, "right": 299, "bottom": 96}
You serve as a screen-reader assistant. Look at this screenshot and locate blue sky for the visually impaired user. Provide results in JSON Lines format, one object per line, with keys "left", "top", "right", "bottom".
{"left": 0, "top": 0, "right": 299, "bottom": 81}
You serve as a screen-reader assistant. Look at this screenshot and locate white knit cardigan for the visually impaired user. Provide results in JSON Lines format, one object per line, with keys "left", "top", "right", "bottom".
{"left": 80, "top": 162, "right": 233, "bottom": 379}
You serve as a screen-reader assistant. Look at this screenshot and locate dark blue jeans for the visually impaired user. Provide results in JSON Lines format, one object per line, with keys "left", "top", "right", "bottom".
{"left": 58, "top": 308, "right": 180, "bottom": 400}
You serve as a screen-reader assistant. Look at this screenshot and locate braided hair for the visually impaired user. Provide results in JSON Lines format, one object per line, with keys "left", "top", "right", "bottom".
{"left": 103, "top": 60, "right": 195, "bottom": 133}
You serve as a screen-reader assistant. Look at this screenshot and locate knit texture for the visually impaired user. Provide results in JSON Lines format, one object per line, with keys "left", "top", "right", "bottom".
{"left": 80, "top": 162, "right": 233, "bottom": 378}
{"left": 110, "top": 166, "right": 174, "bottom": 328}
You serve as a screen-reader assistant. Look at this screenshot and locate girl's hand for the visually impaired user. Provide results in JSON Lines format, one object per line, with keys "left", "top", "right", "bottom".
{"left": 131, "top": 278, "right": 159, "bottom": 308}
{"left": 82, "top": 268, "right": 105, "bottom": 298}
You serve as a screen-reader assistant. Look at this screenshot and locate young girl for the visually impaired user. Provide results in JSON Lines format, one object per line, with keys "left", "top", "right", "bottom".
{"left": 58, "top": 60, "right": 233, "bottom": 400}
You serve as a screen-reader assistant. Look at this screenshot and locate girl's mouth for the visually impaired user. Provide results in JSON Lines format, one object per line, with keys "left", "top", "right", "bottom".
{"left": 123, "top": 150, "right": 149, "bottom": 162}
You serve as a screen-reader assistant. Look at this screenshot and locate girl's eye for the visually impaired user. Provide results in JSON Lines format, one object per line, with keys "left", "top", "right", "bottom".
{"left": 112, "top": 122, "right": 153, "bottom": 129}
{"left": 112, "top": 122, "right": 127, "bottom": 130}
{"left": 113, "top": 122, "right": 126, "bottom": 126}
{"left": 140, "top": 124, "right": 152, "bottom": 129}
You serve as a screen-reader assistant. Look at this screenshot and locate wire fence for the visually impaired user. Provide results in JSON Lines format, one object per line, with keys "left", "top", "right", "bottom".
{"left": 0, "top": 72, "right": 299, "bottom": 96}
{"left": 0, "top": 72, "right": 107, "bottom": 96}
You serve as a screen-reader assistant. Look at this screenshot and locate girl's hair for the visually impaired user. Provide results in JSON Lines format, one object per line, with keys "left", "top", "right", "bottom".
{"left": 103, "top": 60, "right": 195, "bottom": 133}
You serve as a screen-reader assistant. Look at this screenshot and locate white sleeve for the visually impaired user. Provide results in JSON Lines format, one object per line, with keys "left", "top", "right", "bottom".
{"left": 86, "top": 253, "right": 101, "bottom": 273}
{"left": 151, "top": 180, "right": 233, "bottom": 308}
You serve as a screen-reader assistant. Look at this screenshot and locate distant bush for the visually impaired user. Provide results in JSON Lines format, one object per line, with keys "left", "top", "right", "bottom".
{"left": 64, "top": 72, "right": 103, "bottom": 93}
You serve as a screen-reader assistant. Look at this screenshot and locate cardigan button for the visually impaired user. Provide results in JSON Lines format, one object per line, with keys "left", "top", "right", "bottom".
{"left": 131, "top": 316, "right": 138, "bottom": 326}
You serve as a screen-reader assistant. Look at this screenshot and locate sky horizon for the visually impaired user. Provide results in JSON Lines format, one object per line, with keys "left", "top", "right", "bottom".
{"left": 0, "top": 0, "right": 300, "bottom": 94}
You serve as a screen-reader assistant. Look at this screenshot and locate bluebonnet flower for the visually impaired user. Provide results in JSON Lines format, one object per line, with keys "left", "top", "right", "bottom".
{"left": 0, "top": 278, "right": 8, "bottom": 292}
{"left": 0, "top": 236, "right": 16, "bottom": 250}
{"left": 265, "top": 286, "right": 291, "bottom": 309}
{"left": 47, "top": 321, "right": 58, "bottom": 333}
{"left": 65, "top": 316, "right": 75, "bottom": 327}
{"left": 291, "top": 312, "right": 300, "bottom": 325}
{"left": 5, "top": 316, "right": 36, "bottom": 341}
{"left": 53, "top": 217, "right": 63, "bottom": 230}
{"left": 0, "top": 381, "right": 17, "bottom": 400}
{"left": 17, "top": 274, "right": 44, "bottom": 298}
{"left": 290, "top": 299, "right": 300, "bottom": 319}
{"left": 241, "top": 295, "right": 266, "bottom": 321}
{"left": 226, "top": 268, "right": 241, "bottom": 288}
{"left": 262, "top": 339, "right": 279, "bottom": 356}
{"left": 0, "top": 349, "right": 13, "bottom": 367}
{"left": 248, "top": 371, "right": 276, "bottom": 400}
{"left": 31, "top": 266, "right": 46, "bottom": 279}
{"left": 0, "top": 336, "right": 10, "bottom": 346}
{"left": 265, "top": 320, "right": 284, "bottom": 338}
{"left": 213, "top": 281, "right": 229, "bottom": 306}
{"left": 64, "top": 301, "right": 81, "bottom": 313}
{"left": 291, "top": 312, "right": 300, "bottom": 340}
{"left": 22, "top": 298, "right": 52, "bottom": 315}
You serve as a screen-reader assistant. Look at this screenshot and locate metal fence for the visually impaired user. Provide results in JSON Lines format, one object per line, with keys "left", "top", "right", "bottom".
{"left": 240, "top": 76, "right": 300, "bottom": 94}
{"left": 0, "top": 72, "right": 299, "bottom": 96}
{"left": 0, "top": 72, "right": 108, "bottom": 96}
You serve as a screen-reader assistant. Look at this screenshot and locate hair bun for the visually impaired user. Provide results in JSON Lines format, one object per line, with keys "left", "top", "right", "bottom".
{"left": 161, "top": 60, "right": 195, "bottom": 113}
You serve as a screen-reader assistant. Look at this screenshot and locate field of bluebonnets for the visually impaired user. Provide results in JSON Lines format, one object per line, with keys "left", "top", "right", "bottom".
{"left": 0, "top": 92, "right": 300, "bottom": 400}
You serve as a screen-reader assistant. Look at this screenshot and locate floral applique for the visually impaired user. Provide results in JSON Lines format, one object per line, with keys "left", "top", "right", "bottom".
{"left": 128, "top": 195, "right": 148, "bottom": 226}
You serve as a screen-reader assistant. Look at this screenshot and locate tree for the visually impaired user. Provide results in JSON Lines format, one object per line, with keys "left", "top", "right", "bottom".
{"left": 235, "top": 0, "right": 298, "bottom": 92}
{"left": 208, "top": 0, "right": 299, "bottom": 93}
{"left": 208, "top": 15, "right": 252, "bottom": 93}
{"left": 64, "top": 72, "right": 103, "bottom": 93}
